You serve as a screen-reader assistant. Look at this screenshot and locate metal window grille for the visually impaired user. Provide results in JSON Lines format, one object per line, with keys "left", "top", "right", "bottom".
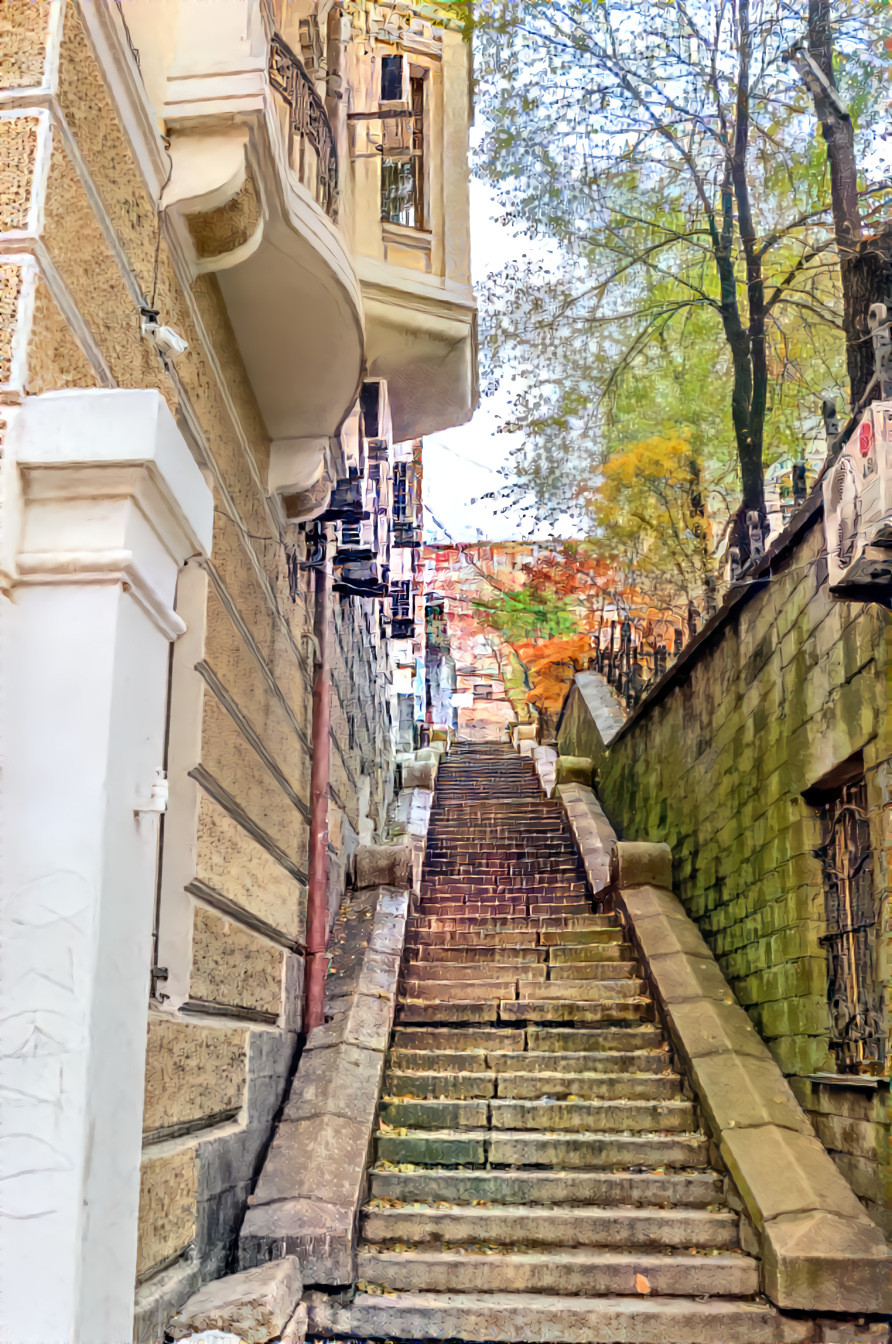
{"left": 817, "top": 776, "right": 885, "bottom": 1073}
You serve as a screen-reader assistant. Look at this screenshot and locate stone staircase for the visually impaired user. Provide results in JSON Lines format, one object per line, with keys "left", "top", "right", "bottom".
{"left": 308, "top": 743, "right": 812, "bottom": 1343}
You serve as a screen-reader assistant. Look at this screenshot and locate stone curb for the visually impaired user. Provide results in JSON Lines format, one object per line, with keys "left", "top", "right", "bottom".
{"left": 560, "top": 789, "right": 891, "bottom": 1316}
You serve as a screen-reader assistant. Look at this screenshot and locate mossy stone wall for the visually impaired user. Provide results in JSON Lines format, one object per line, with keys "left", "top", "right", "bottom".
{"left": 590, "top": 514, "right": 892, "bottom": 1228}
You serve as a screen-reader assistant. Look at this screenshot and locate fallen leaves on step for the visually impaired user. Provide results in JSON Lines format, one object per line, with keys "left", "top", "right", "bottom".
{"left": 635, "top": 1272, "right": 651, "bottom": 1294}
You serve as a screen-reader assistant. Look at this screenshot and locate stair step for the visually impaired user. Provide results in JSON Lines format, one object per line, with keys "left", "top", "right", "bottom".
{"left": 548, "top": 960, "right": 640, "bottom": 979}
{"left": 498, "top": 998, "right": 654, "bottom": 1023}
{"left": 412, "top": 915, "right": 606, "bottom": 932}
{"left": 489, "top": 1097, "right": 695, "bottom": 1133}
{"left": 375, "top": 1127, "right": 710, "bottom": 1169}
{"left": 493, "top": 1071, "right": 683, "bottom": 1101}
{"left": 368, "top": 1167, "right": 724, "bottom": 1207}
{"left": 410, "top": 945, "right": 547, "bottom": 963}
{"left": 508, "top": 979, "right": 647, "bottom": 1001}
{"left": 307, "top": 1291, "right": 811, "bottom": 1344}
{"left": 384, "top": 1070, "right": 497, "bottom": 1099}
{"left": 361, "top": 1204, "right": 739, "bottom": 1249}
{"left": 391, "top": 1027, "right": 526, "bottom": 1051}
{"left": 404, "top": 961, "right": 548, "bottom": 981}
{"left": 527, "top": 1025, "right": 663, "bottom": 1050}
{"left": 486, "top": 1047, "right": 672, "bottom": 1073}
{"left": 397, "top": 1000, "right": 500, "bottom": 1025}
{"left": 383, "top": 1070, "right": 683, "bottom": 1103}
{"left": 356, "top": 1246, "right": 760, "bottom": 1296}
{"left": 397, "top": 998, "right": 654, "bottom": 1026}
{"left": 401, "top": 979, "right": 521, "bottom": 1001}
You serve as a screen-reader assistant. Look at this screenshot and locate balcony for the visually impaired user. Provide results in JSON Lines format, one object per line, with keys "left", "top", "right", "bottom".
{"left": 127, "top": 0, "right": 363, "bottom": 515}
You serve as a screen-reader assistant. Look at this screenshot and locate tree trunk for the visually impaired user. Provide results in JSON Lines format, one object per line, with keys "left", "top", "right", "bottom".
{"left": 731, "top": 0, "right": 768, "bottom": 538}
{"left": 807, "top": 0, "right": 863, "bottom": 403}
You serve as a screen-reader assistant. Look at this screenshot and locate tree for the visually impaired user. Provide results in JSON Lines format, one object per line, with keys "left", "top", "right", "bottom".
{"left": 473, "top": 0, "right": 890, "bottom": 559}
{"left": 579, "top": 431, "right": 728, "bottom": 619}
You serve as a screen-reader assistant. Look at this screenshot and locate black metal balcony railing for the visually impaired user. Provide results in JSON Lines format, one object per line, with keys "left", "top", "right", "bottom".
{"left": 269, "top": 32, "right": 338, "bottom": 219}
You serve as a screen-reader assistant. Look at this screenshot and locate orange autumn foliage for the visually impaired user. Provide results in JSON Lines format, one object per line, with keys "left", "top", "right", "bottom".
{"left": 518, "top": 633, "right": 597, "bottom": 714}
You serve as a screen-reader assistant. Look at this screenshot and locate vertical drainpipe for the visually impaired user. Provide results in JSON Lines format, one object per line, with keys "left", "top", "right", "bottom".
{"left": 305, "top": 527, "right": 333, "bottom": 1034}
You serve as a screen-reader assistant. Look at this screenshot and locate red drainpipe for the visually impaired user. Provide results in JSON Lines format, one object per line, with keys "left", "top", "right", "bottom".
{"left": 304, "top": 531, "right": 332, "bottom": 1034}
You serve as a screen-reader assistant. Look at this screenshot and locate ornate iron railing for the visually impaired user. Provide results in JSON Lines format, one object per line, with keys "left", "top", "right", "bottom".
{"left": 816, "top": 780, "right": 885, "bottom": 1074}
{"left": 590, "top": 618, "right": 685, "bottom": 710}
{"left": 269, "top": 32, "right": 338, "bottom": 219}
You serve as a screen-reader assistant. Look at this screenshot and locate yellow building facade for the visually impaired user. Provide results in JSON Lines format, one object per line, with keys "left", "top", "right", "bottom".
{"left": 0, "top": 3, "right": 475, "bottom": 1340}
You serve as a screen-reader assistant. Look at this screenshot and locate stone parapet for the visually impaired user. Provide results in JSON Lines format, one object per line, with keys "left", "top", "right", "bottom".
{"left": 239, "top": 886, "right": 409, "bottom": 1284}
{"left": 561, "top": 778, "right": 890, "bottom": 1314}
{"left": 238, "top": 776, "right": 435, "bottom": 1287}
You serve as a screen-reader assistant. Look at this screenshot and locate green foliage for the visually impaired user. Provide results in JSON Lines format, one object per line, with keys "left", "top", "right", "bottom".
{"left": 473, "top": 0, "right": 891, "bottom": 537}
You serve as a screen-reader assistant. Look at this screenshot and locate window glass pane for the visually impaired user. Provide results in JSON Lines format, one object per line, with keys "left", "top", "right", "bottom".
{"left": 381, "top": 54, "right": 403, "bottom": 101}
{"left": 381, "top": 158, "right": 417, "bottom": 227}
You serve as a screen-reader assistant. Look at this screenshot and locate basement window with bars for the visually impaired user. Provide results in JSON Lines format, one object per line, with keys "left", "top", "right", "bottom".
{"left": 807, "top": 758, "right": 885, "bottom": 1074}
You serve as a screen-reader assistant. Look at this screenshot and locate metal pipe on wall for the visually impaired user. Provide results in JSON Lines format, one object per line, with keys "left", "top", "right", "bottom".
{"left": 304, "top": 528, "right": 333, "bottom": 1034}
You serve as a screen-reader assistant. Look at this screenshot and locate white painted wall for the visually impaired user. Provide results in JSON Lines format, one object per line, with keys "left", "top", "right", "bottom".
{"left": 0, "top": 391, "right": 213, "bottom": 1344}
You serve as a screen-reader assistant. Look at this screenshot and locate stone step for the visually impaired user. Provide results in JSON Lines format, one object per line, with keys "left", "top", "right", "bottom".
{"left": 401, "top": 979, "right": 522, "bottom": 1001}
{"left": 408, "top": 928, "right": 622, "bottom": 948}
{"left": 547, "top": 943, "right": 631, "bottom": 964}
{"left": 505, "top": 979, "right": 647, "bottom": 1001}
{"left": 411, "top": 916, "right": 609, "bottom": 934}
{"left": 391, "top": 1027, "right": 527, "bottom": 1051}
{"left": 407, "top": 929, "right": 539, "bottom": 947}
{"left": 418, "top": 888, "right": 591, "bottom": 903}
{"left": 388, "top": 1047, "right": 491, "bottom": 1072}
{"left": 526, "top": 1025, "right": 665, "bottom": 1051}
{"left": 383, "top": 1068, "right": 682, "bottom": 1103}
{"left": 401, "top": 976, "right": 645, "bottom": 1003}
{"left": 410, "top": 945, "right": 547, "bottom": 963}
{"left": 498, "top": 998, "right": 654, "bottom": 1024}
{"left": 486, "top": 1047, "right": 672, "bottom": 1073}
{"left": 384, "top": 1069, "right": 497, "bottom": 1099}
{"left": 548, "top": 960, "right": 640, "bottom": 979}
{"left": 424, "top": 854, "right": 581, "bottom": 868}
{"left": 374, "top": 1127, "right": 710, "bottom": 1169}
{"left": 406, "top": 959, "right": 638, "bottom": 983}
{"left": 368, "top": 1166, "right": 723, "bottom": 1208}
{"left": 397, "top": 999, "right": 654, "bottom": 1026}
{"left": 360, "top": 1204, "right": 739, "bottom": 1249}
{"left": 493, "top": 1070, "right": 683, "bottom": 1101}
{"left": 403, "top": 961, "right": 549, "bottom": 981}
{"left": 488, "top": 1097, "right": 695, "bottom": 1133}
{"left": 397, "top": 1000, "right": 501, "bottom": 1025}
{"left": 379, "top": 1098, "right": 491, "bottom": 1129}
{"left": 538, "top": 928, "right": 623, "bottom": 945}
{"left": 355, "top": 1247, "right": 760, "bottom": 1297}
{"left": 306, "top": 1291, "right": 811, "bottom": 1344}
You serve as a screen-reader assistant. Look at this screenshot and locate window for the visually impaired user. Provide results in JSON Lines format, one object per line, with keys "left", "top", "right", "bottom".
{"left": 360, "top": 381, "right": 381, "bottom": 439}
{"left": 380, "top": 54, "right": 403, "bottom": 102}
{"left": 393, "top": 461, "right": 409, "bottom": 522}
{"left": 809, "top": 760, "right": 885, "bottom": 1074}
{"left": 381, "top": 75, "right": 425, "bottom": 229}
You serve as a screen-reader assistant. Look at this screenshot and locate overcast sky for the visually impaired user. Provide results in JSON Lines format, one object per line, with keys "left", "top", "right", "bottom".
{"left": 422, "top": 177, "right": 562, "bottom": 544}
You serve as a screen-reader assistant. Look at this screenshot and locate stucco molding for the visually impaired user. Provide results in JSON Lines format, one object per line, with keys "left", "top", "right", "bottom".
{"left": 5, "top": 388, "right": 213, "bottom": 630}
{"left": 0, "top": 388, "right": 214, "bottom": 1344}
